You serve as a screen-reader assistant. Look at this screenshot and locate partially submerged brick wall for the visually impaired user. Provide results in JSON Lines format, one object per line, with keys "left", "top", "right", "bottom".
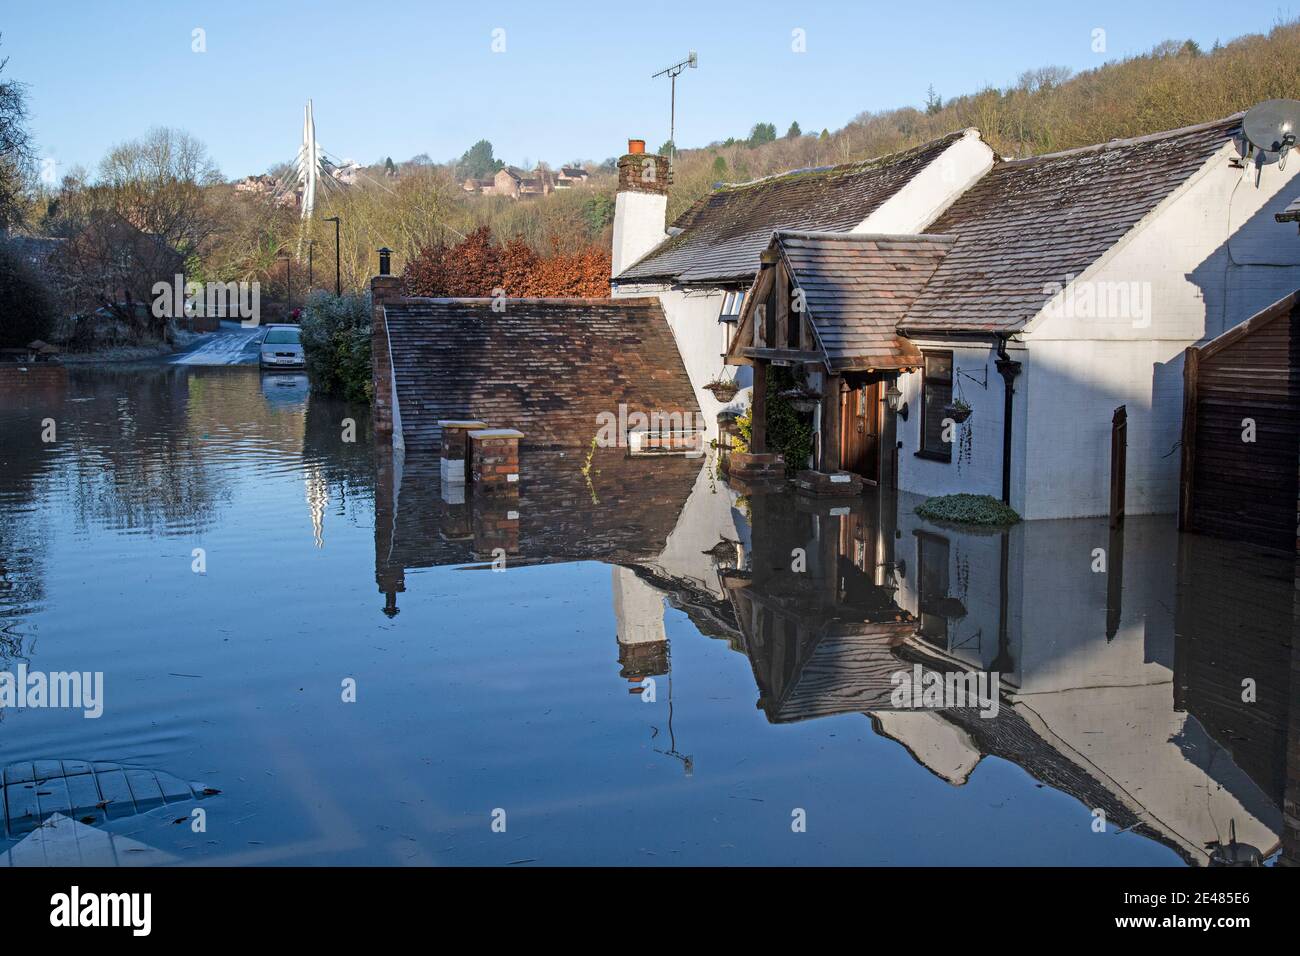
{"left": 370, "top": 275, "right": 405, "bottom": 437}
{"left": 469, "top": 429, "right": 522, "bottom": 493}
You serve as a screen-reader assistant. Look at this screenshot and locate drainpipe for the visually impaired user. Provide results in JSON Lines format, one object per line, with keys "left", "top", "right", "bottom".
{"left": 994, "top": 335, "right": 1021, "bottom": 507}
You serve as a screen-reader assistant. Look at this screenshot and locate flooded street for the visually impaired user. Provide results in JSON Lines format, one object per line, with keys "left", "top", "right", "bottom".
{"left": 0, "top": 364, "right": 1294, "bottom": 866}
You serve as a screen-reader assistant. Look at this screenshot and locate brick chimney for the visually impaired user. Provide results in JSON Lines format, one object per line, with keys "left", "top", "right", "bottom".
{"left": 611, "top": 138, "right": 670, "bottom": 278}
{"left": 371, "top": 269, "right": 405, "bottom": 439}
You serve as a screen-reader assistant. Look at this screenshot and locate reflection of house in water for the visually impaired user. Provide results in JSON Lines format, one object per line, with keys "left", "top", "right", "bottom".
{"left": 373, "top": 443, "right": 712, "bottom": 616}
{"left": 720, "top": 491, "right": 914, "bottom": 723}
{"left": 612, "top": 567, "right": 668, "bottom": 684}
{"left": 373, "top": 431, "right": 1297, "bottom": 865}
{"left": 1174, "top": 533, "right": 1299, "bottom": 866}
{"left": 686, "top": 485, "right": 1299, "bottom": 866}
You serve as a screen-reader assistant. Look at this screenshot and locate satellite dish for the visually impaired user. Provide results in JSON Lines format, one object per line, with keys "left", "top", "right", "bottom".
{"left": 1243, "top": 99, "right": 1300, "bottom": 168}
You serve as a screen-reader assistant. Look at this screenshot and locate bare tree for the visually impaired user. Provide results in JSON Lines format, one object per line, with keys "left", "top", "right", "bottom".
{"left": 0, "top": 35, "right": 34, "bottom": 231}
{"left": 49, "top": 128, "right": 220, "bottom": 341}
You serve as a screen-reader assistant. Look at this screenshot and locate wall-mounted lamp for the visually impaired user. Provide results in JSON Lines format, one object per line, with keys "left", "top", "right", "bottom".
{"left": 885, "top": 382, "right": 908, "bottom": 420}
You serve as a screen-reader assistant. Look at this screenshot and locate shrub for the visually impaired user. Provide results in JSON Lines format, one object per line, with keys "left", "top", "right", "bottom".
{"left": 731, "top": 366, "right": 815, "bottom": 476}
{"left": 402, "top": 226, "right": 611, "bottom": 298}
{"left": 299, "top": 290, "right": 372, "bottom": 403}
{"left": 765, "top": 365, "right": 814, "bottom": 475}
{"left": 0, "top": 241, "right": 58, "bottom": 347}
{"left": 915, "top": 493, "right": 1021, "bottom": 526}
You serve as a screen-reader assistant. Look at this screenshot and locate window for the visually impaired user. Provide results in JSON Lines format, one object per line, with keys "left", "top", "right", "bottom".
{"left": 919, "top": 350, "right": 953, "bottom": 461}
{"left": 263, "top": 328, "right": 301, "bottom": 345}
{"left": 718, "top": 290, "right": 745, "bottom": 320}
{"left": 916, "top": 532, "right": 951, "bottom": 647}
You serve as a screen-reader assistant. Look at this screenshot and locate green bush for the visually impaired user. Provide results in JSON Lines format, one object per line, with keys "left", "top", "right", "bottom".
{"left": 915, "top": 493, "right": 1021, "bottom": 526}
{"left": 766, "top": 365, "right": 814, "bottom": 476}
{"left": 0, "top": 241, "right": 57, "bottom": 347}
{"left": 299, "top": 290, "right": 372, "bottom": 403}
{"left": 732, "top": 365, "right": 815, "bottom": 477}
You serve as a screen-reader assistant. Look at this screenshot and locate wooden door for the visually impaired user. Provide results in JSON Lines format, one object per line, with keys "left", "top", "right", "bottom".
{"left": 840, "top": 382, "right": 880, "bottom": 482}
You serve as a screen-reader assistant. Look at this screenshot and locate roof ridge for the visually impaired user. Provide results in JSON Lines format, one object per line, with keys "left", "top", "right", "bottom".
{"left": 776, "top": 229, "right": 957, "bottom": 243}
{"left": 387, "top": 296, "right": 662, "bottom": 308}
{"left": 712, "top": 129, "right": 972, "bottom": 192}
{"left": 997, "top": 113, "right": 1244, "bottom": 166}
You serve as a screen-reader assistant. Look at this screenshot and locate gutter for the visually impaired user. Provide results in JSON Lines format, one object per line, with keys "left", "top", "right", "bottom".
{"left": 994, "top": 334, "right": 1021, "bottom": 506}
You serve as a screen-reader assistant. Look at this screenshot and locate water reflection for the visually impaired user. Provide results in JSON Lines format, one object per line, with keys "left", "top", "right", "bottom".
{"left": 377, "top": 433, "right": 1298, "bottom": 866}
{"left": 0, "top": 364, "right": 1294, "bottom": 865}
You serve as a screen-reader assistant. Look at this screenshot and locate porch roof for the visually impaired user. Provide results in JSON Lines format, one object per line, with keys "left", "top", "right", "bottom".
{"left": 729, "top": 231, "right": 951, "bottom": 373}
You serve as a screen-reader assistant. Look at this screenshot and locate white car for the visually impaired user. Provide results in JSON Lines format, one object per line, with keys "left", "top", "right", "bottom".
{"left": 259, "top": 325, "right": 305, "bottom": 369}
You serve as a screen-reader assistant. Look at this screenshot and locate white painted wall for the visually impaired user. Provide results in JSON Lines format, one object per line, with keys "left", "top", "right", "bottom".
{"left": 610, "top": 190, "right": 667, "bottom": 277}
{"left": 1019, "top": 143, "right": 1300, "bottom": 518}
{"left": 895, "top": 341, "right": 1027, "bottom": 511}
{"left": 854, "top": 130, "right": 995, "bottom": 235}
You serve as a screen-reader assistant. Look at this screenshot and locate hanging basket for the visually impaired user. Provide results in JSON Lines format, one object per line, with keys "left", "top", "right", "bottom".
{"left": 704, "top": 380, "right": 739, "bottom": 401}
{"left": 944, "top": 402, "right": 973, "bottom": 424}
{"left": 779, "top": 387, "right": 822, "bottom": 414}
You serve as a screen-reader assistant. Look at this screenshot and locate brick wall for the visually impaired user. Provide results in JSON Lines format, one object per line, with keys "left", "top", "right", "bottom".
{"left": 0, "top": 364, "right": 68, "bottom": 394}
{"left": 370, "top": 275, "right": 405, "bottom": 436}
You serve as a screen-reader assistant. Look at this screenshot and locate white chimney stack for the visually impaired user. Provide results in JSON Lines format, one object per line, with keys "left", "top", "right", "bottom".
{"left": 611, "top": 138, "right": 670, "bottom": 277}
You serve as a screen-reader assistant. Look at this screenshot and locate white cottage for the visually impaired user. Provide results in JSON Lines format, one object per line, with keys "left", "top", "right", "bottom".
{"left": 896, "top": 113, "right": 1300, "bottom": 519}
{"left": 617, "top": 112, "right": 1300, "bottom": 519}
{"left": 609, "top": 132, "right": 995, "bottom": 435}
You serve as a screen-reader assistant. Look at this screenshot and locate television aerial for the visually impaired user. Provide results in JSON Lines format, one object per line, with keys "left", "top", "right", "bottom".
{"left": 1243, "top": 98, "right": 1300, "bottom": 170}
{"left": 652, "top": 51, "right": 698, "bottom": 164}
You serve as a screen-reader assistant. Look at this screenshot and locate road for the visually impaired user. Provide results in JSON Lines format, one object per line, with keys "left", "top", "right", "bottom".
{"left": 170, "top": 321, "right": 263, "bottom": 366}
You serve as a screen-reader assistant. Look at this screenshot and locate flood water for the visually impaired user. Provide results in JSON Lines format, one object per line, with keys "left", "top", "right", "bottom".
{"left": 1, "top": 363, "right": 1295, "bottom": 866}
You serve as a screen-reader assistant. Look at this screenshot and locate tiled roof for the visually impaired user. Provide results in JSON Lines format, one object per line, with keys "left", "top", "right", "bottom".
{"left": 902, "top": 115, "right": 1243, "bottom": 334}
{"left": 615, "top": 132, "right": 969, "bottom": 285}
{"left": 383, "top": 297, "right": 699, "bottom": 450}
{"left": 776, "top": 231, "right": 951, "bottom": 371}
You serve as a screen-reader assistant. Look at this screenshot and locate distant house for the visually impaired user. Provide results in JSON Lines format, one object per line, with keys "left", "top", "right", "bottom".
{"left": 489, "top": 167, "right": 553, "bottom": 199}
{"left": 555, "top": 166, "right": 591, "bottom": 188}
{"left": 233, "top": 174, "right": 298, "bottom": 210}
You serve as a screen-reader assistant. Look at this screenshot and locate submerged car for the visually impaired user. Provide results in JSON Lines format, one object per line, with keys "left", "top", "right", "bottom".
{"left": 259, "top": 325, "right": 305, "bottom": 369}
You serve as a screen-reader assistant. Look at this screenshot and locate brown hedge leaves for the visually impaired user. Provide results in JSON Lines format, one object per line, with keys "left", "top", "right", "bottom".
{"left": 403, "top": 226, "right": 611, "bottom": 299}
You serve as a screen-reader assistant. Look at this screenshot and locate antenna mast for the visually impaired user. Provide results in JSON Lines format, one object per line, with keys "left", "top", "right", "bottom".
{"left": 652, "top": 51, "right": 698, "bottom": 165}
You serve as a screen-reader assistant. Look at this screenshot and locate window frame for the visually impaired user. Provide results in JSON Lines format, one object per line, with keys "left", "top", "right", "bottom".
{"left": 916, "top": 349, "right": 954, "bottom": 462}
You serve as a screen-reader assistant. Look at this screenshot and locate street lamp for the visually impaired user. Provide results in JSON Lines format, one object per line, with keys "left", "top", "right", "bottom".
{"left": 277, "top": 250, "right": 292, "bottom": 313}
{"left": 306, "top": 239, "right": 316, "bottom": 290}
{"left": 322, "top": 215, "right": 341, "bottom": 296}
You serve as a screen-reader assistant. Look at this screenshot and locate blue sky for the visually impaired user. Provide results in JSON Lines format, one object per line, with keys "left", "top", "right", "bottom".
{"left": 3, "top": 0, "right": 1293, "bottom": 180}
